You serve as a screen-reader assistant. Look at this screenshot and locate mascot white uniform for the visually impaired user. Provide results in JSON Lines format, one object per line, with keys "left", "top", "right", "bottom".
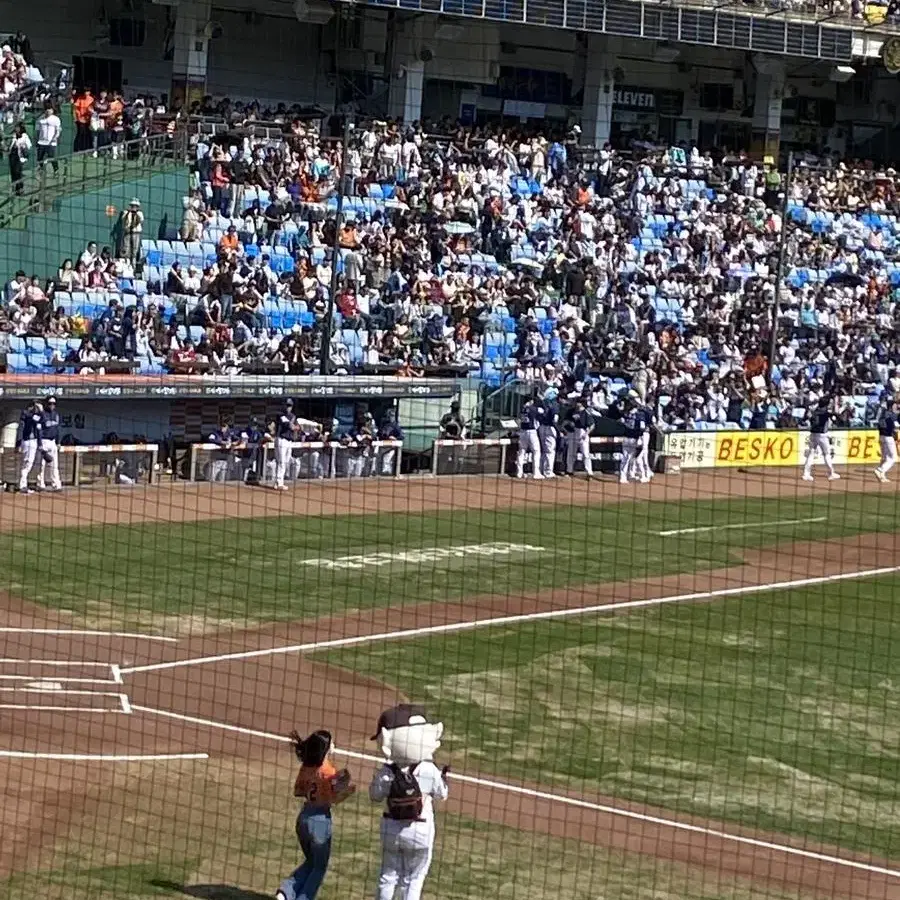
{"left": 369, "top": 704, "right": 449, "bottom": 900}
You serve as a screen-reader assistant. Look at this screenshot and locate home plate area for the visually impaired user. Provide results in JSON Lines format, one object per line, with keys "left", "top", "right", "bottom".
{"left": 0, "top": 630, "right": 207, "bottom": 762}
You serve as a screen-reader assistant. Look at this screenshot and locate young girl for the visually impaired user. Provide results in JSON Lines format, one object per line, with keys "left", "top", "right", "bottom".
{"left": 277, "top": 729, "right": 356, "bottom": 900}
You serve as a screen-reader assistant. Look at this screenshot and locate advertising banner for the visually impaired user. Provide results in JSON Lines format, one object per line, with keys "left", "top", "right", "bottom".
{"left": 664, "top": 430, "right": 882, "bottom": 468}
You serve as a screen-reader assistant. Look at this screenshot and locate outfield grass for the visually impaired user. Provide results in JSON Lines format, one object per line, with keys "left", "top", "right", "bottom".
{"left": 321, "top": 575, "right": 900, "bottom": 860}
{"left": 2, "top": 754, "right": 821, "bottom": 900}
{"left": 1, "top": 492, "right": 898, "bottom": 631}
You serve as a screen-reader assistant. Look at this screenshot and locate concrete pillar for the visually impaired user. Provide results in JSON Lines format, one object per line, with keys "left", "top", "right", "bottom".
{"left": 581, "top": 36, "right": 617, "bottom": 148}
{"left": 753, "top": 65, "right": 785, "bottom": 161}
{"left": 170, "top": 0, "right": 212, "bottom": 111}
{"left": 388, "top": 59, "right": 424, "bottom": 124}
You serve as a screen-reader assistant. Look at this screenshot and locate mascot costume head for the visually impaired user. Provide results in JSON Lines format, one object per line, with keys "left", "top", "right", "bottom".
{"left": 371, "top": 704, "right": 443, "bottom": 766}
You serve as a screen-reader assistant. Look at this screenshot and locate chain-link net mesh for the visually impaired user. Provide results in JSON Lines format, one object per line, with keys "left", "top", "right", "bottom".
{"left": 0, "top": 5, "right": 899, "bottom": 900}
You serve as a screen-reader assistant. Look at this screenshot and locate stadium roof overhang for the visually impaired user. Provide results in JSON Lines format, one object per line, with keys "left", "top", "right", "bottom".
{"left": 352, "top": 0, "right": 861, "bottom": 63}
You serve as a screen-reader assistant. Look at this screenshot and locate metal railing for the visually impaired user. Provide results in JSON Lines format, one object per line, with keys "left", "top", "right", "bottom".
{"left": 478, "top": 378, "right": 532, "bottom": 435}
{"left": 0, "top": 132, "right": 188, "bottom": 229}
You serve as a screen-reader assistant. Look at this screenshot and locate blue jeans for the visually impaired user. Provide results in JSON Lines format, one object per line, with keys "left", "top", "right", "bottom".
{"left": 279, "top": 808, "right": 332, "bottom": 900}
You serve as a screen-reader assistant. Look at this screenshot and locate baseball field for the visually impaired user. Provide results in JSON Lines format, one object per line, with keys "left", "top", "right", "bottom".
{"left": 1, "top": 470, "right": 899, "bottom": 900}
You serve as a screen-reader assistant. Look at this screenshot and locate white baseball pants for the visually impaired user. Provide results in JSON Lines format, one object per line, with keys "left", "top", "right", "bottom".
{"left": 619, "top": 437, "right": 639, "bottom": 483}
{"left": 635, "top": 430, "right": 652, "bottom": 481}
{"left": 18, "top": 439, "right": 38, "bottom": 490}
{"left": 274, "top": 438, "right": 293, "bottom": 488}
{"left": 379, "top": 447, "right": 398, "bottom": 477}
{"left": 516, "top": 429, "right": 541, "bottom": 478}
{"left": 538, "top": 425, "right": 557, "bottom": 476}
{"left": 803, "top": 433, "right": 835, "bottom": 478}
{"left": 566, "top": 428, "right": 592, "bottom": 474}
{"left": 37, "top": 439, "right": 62, "bottom": 490}
{"left": 877, "top": 436, "right": 897, "bottom": 476}
{"left": 377, "top": 820, "right": 435, "bottom": 900}
{"left": 209, "top": 458, "right": 229, "bottom": 482}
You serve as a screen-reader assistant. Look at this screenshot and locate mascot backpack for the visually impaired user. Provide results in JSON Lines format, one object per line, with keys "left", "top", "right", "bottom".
{"left": 386, "top": 763, "right": 423, "bottom": 821}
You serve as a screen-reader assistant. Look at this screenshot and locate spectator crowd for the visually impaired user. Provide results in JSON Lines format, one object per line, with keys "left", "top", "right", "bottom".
{"left": 4, "top": 109, "right": 900, "bottom": 433}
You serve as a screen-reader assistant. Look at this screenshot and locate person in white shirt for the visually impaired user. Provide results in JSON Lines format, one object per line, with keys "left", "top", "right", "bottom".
{"left": 36, "top": 103, "right": 61, "bottom": 172}
{"left": 369, "top": 706, "right": 449, "bottom": 900}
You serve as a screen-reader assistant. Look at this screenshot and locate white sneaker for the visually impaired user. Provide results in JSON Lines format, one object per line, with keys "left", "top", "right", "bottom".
{"left": 533, "top": 473, "right": 544, "bottom": 480}
{"left": 21, "top": 488, "right": 34, "bottom": 495}
{"left": 619, "top": 477, "right": 628, "bottom": 484}
{"left": 802, "top": 474, "right": 814, "bottom": 482}
{"left": 874, "top": 469, "right": 888, "bottom": 483}
{"left": 828, "top": 473, "right": 841, "bottom": 481}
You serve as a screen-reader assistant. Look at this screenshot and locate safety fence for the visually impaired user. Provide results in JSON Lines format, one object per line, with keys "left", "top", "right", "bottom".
{"left": 663, "top": 429, "right": 883, "bottom": 469}
{"left": 188, "top": 440, "right": 403, "bottom": 484}
{"left": 433, "top": 436, "right": 626, "bottom": 476}
{"left": 1, "top": 443, "right": 159, "bottom": 488}
{"left": 1, "top": 435, "right": 636, "bottom": 490}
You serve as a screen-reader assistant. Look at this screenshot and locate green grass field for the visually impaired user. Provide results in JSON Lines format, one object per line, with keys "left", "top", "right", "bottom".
{"left": 3, "top": 486, "right": 900, "bottom": 895}
{"left": 321, "top": 575, "right": 900, "bottom": 860}
{"left": 1, "top": 491, "right": 897, "bottom": 631}
{"left": 1, "top": 755, "right": 821, "bottom": 900}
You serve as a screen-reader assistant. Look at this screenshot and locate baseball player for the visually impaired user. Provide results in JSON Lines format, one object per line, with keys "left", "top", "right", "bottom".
{"left": 378, "top": 411, "right": 404, "bottom": 477}
{"left": 874, "top": 399, "right": 899, "bottom": 483}
{"left": 37, "top": 396, "right": 63, "bottom": 492}
{"left": 537, "top": 390, "right": 559, "bottom": 478}
{"left": 610, "top": 391, "right": 644, "bottom": 484}
{"left": 274, "top": 399, "right": 299, "bottom": 491}
{"left": 515, "top": 398, "right": 542, "bottom": 479}
{"left": 564, "top": 396, "right": 594, "bottom": 477}
{"left": 208, "top": 417, "right": 238, "bottom": 482}
{"left": 240, "top": 416, "right": 266, "bottom": 484}
{"left": 633, "top": 401, "right": 654, "bottom": 483}
{"left": 802, "top": 397, "right": 840, "bottom": 482}
{"left": 17, "top": 400, "right": 43, "bottom": 494}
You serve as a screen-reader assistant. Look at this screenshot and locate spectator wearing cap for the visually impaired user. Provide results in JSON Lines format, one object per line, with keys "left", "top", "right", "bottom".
{"left": 119, "top": 199, "right": 144, "bottom": 263}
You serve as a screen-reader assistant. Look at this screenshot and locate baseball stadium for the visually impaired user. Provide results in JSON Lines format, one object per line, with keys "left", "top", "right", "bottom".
{"left": 3, "top": 0, "right": 900, "bottom": 898}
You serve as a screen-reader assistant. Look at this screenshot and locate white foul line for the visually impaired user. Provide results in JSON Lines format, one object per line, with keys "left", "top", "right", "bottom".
{"left": 656, "top": 517, "right": 827, "bottom": 537}
{"left": 110, "top": 664, "right": 123, "bottom": 684}
{"left": 0, "top": 628, "right": 176, "bottom": 643}
{"left": 0, "top": 750, "right": 209, "bottom": 762}
{"left": 119, "top": 693, "right": 133, "bottom": 714}
{"left": 131, "top": 704, "right": 900, "bottom": 881}
{"left": 0, "top": 660, "right": 112, "bottom": 666}
{"left": 121, "top": 564, "right": 900, "bottom": 676}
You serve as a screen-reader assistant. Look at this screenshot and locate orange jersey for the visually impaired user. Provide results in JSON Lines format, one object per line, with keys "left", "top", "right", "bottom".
{"left": 294, "top": 761, "right": 338, "bottom": 806}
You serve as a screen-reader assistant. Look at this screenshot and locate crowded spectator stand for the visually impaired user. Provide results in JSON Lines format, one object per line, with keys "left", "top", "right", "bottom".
{"left": 3, "top": 110, "right": 900, "bottom": 447}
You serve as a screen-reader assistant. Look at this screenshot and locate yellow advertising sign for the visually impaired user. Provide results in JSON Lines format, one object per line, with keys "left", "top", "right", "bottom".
{"left": 714, "top": 431, "right": 800, "bottom": 467}
{"left": 664, "top": 429, "right": 883, "bottom": 469}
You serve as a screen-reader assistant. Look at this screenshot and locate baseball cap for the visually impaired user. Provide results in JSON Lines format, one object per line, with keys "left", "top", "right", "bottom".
{"left": 47, "top": 396, "right": 57, "bottom": 404}
{"left": 370, "top": 703, "right": 427, "bottom": 740}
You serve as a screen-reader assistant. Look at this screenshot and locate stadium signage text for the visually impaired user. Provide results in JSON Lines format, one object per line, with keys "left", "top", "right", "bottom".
{"left": 664, "top": 429, "right": 882, "bottom": 468}
{"left": 301, "top": 542, "right": 545, "bottom": 570}
{"left": 613, "top": 90, "right": 655, "bottom": 109}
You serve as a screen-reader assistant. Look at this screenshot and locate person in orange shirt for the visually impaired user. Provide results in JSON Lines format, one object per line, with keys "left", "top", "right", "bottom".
{"left": 73, "top": 89, "right": 94, "bottom": 153}
{"left": 277, "top": 729, "right": 356, "bottom": 900}
{"left": 218, "top": 225, "right": 240, "bottom": 258}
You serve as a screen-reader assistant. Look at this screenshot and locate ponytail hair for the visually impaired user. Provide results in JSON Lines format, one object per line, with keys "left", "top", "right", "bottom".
{"left": 298, "top": 729, "right": 332, "bottom": 767}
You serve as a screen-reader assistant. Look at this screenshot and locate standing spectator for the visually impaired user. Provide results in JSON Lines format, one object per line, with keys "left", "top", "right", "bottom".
{"left": 91, "top": 89, "right": 110, "bottom": 156}
{"left": 73, "top": 88, "right": 94, "bottom": 152}
{"left": 37, "top": 395, "right": 62, "bottom": 492}
{"left": 35, "top": 103, "right": 61, "bottom": 172}
{"left": 7, "top": 122, "right": 31, "bottom": 196}
{"left": 17, "top": 399, "right": 42, "bottom": 494}
{"left": 120, "top": 199, "right": 144, "bottom": 263}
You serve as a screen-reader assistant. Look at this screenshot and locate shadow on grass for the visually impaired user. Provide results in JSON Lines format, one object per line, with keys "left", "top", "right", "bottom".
{"left": 149, "top": 880, "right": 273, "bottom": 900}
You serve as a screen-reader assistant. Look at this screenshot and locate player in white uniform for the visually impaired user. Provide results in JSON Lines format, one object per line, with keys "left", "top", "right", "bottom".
{"left": 802, "top": 397, "right": 840, "bottom": 481}
{"left": 515, "top": 399, "right": 542, "bottom": 479}
{"left": 37, "top": 395, "right": 63, "bottom": 491}
{"left": 274, "top": 398, "right": 299, "bottom": 490}
{"left": 565, "top": 396, "right": 594, "bottom": 476}
{"left": 874, "top": 400, "right": 899, "bottom": 482}
{"left": 17, "top": 400, "right": 43, "bottom": 494}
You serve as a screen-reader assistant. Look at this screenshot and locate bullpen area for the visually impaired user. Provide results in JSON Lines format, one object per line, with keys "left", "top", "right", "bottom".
{"left": 0, "top": 470, "right": 898, "bottom": 900}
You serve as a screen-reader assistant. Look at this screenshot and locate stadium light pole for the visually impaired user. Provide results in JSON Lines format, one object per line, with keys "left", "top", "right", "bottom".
{"left": 319, "top": 114, "right": 353, "bottom": 376}
{"left": 768, "top": 150, "right": 794, "bottom": 377}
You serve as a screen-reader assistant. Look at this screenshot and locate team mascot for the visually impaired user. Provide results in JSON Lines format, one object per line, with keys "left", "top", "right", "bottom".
{"left": 369, "top": 704, "right": 450, "bottom": 900}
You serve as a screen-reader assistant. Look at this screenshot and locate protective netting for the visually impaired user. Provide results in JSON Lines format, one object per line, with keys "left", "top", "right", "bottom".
{"left": 1, "top": 7, "right": 899, "bottom": 900}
